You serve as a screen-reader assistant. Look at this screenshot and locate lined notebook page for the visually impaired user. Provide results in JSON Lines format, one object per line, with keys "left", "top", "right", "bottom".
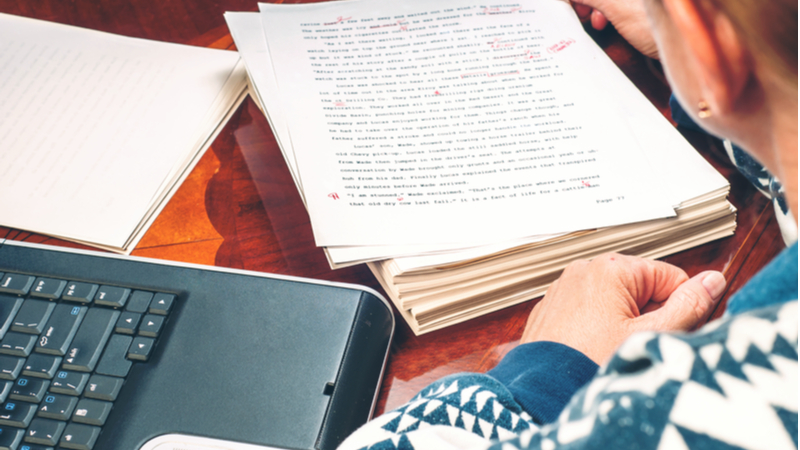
{"left": 0, "top": 13, "right": 240, "bottom": 248}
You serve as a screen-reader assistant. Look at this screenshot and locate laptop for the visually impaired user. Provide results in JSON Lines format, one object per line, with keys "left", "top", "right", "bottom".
{"left": 0, "top": 238, "right": 394, "bottom": 450}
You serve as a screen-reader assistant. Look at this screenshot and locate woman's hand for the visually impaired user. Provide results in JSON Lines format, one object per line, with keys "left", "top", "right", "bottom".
{"left": 572, "top": 0, "right": 660, "bottom": 59}
{"left": 521, "top": 253, "right": 726, "bottom": 364}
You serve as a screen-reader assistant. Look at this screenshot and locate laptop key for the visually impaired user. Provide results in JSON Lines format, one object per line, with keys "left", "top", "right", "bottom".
{"left": 125, "top": 291, "right": 152, "bottom": 314}
{"left": 95, "top": 335, "right": 132, "bottom": 378}
{"left": 36, "top": 304, "right": 87, "bottom": 356}
{"left": 61, "top": 283, "right": 97, "bottom": 304}
{"left": 12, "top": 300, "right": 56, "bottom": 335}
{"left": 115, "top": 312, "right": 140, "bottom": 335}
{"left": 50, "top": 371, "right": 89, "bottom": 396}
{"left": 83, "top": 375, "right": 123, "bottom": 401}
{"left": 0, "top": 274, "right": 35, "bottom": 296}
{"left": 0, "top": 382, "right": 12, "bottom": 404}
{"left": 59, "top": 423, "right": 100, "bottom": 450}
{"left": 0, "top": 356, "right": 24, "bottom": 380}
{"left": 0, "top": 425, "right": 23, "bottom": 450}
{"left": 22, "top": 355, "right": 62, "bottom": 379}
{"left": 0, "top": 333, "right": 37, "bottom": 357}
{"left": 0, "top": 402, "right": 36, "bottom": 427}
{"left": 94, "top": 286, "right": 130, "bottom": 308}
{"left": 37, "top": 393, "right": 78, "bottom": 420}
{"left": 72, "top": 399, "right": 111, "bottom": 426}
{"left": 0, "top": 296, "right": 24, "bottom": 340}
{"left": 30, "top": 277, "right": 67, "bottom": 300}
{"left": 128, "top": 336, "right": 154, "bottom": 361}
{"left": 138, "top": 315, "right": 164, "bottom": 337}
{"left": 24, "top": 417, "right": 65, "bottom": 446}
{"left": 17, "top": 443, "right": 52, "bottom": 450}
{"left": 10, "top": 378, "right": 49, "bottom": 403}
{"left": 149, "top": 293, "right": 174, "bottom": 315}
{"left": 62, "top": 309, "right": 118, "bottom": 372}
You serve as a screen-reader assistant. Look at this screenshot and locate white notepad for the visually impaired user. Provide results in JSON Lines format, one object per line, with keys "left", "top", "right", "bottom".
{"left": 0, "top": 13, "right": 248, "bottom": 252}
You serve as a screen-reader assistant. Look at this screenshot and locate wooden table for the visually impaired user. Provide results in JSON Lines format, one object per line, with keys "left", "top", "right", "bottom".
{"left": 0, "top": 0, "right": 785, "bottom": 417}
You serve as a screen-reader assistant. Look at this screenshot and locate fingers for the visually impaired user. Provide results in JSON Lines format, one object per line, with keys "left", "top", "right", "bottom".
{"left": 641, "top": 259, "right": 690, "bottom": 303}
{"left": 590, "top": 9, "right": 609, "bottom": 30}
{"left": 573, "top": 3, "right": 593, "bottom": 21}
{"left": 594, "top": 253, "right": 688, "bottom": 309}
{"left": 570, "top": 0, "right": 602, "bottom": 9}
{"left": 571, "top": 0, "right": 609, "bottom": 29}
{"left": 633, "top": 271, "right": 726, "bottom": 332}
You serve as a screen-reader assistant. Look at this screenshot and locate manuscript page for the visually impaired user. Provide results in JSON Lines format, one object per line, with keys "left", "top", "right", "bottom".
{"left": 259, "top": 0, "right": 675, "bottom": 247}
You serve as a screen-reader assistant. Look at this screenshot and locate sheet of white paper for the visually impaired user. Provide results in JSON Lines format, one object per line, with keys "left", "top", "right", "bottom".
{"left": 228, "top": 13, "right": 585, "bottom": 264}
{"left": 224, "top": 12, "right": 306, "bottom": 198}
{"left": 0, "top": 13, "right": 241, "bottom": 248}
{"left": 258, "top": 0, "right": 675, "bottom": 247}
{"left": 323, "top": 232, "right": 556, "bottom": 263}
{"left": 227, "top": 9, "right": 553, "bottom": 263}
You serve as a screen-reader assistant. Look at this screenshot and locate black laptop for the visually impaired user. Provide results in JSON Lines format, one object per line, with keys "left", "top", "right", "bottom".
{"left": 0, "top": 239, "right": 394, "bottom": 450}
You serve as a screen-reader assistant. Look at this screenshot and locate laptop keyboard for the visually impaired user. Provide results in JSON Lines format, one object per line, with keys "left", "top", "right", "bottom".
{"left": 0, "top": 271, "right": 174, "bottom": 450}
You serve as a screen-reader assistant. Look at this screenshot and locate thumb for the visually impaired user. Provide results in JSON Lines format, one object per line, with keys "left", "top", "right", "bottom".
{"left": 590, "top": 9, "right": 609, "bottom": 30}
{"left": 633, "top": 271, "right": 726, "bottom": 332}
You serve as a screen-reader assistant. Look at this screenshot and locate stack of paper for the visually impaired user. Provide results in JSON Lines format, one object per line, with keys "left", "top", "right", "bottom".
{"left": 0, "top": 13, "right": 248, "bottom": 253}
{"left": 226, "top": 0, "right": 735, "bottom": 334}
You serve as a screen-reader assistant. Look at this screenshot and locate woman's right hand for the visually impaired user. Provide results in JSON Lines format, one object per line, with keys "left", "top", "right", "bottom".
{"left": 519, "top": 253, "right": 726, "bottom": 365}
{"left": 572, "top": 0, "right": 660, "bottom": 59}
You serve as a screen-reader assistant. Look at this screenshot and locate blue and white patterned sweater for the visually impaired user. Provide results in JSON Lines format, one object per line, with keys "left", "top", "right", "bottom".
{"left": 340, "top": 244, "right": 798, "bottom": 450}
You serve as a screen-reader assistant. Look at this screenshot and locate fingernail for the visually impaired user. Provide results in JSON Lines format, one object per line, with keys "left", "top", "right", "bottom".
{"left": 700, "top": 271, "right": 726, "bottom": 299}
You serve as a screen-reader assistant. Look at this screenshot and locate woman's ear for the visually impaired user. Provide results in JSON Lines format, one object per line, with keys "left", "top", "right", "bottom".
{"left": 662, "top": 0, "right": 753, "bottom": 115}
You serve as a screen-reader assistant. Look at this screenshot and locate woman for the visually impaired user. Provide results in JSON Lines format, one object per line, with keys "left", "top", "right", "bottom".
{"left": 340, "top": 0, "right": 797, "bottom": 448}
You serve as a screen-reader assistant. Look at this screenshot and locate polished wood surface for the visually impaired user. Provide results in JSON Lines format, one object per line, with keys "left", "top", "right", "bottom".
{"left": 0, "top": 0, "right": 786, "bottom": 417}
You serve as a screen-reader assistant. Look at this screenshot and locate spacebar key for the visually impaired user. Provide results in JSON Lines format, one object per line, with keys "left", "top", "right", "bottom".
{"left": 63, "top": 309, "right": 119, "bottom": 372}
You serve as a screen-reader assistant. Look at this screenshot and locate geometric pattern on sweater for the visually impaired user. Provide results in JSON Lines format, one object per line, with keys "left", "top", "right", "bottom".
{"left": 723, "top": 139, "right": 797, "bottom": 244}
{"left": 339, "top": 373, "right": 536, "bottom": 450}
{"left": 489, "top": 300, "right": 798, "bottom": 450}
{"left": 338, "top": 301, "right": 798, "bottom": 450}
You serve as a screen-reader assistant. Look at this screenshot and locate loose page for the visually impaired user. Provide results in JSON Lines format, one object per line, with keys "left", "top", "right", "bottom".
{"left": 0, "top": 13, "right": 241, "bottom": 249}
{"left": 259, "top": 0, "right": 675, "bottom": 247}
{"left": 225, "top": 12, "right": 306, "bottom": 198}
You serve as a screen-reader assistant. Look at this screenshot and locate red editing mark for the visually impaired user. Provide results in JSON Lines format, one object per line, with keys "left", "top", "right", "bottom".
{"left": 328, "top": 193, "right": 340, "bottom": 200}
{"left": 335, "top": 102, "right": 346, "bottom": 107}
{"left": 520, "top": 49, "right": 541, "bottom": 60}
{"left": 324, "top": 16, "right": 352, "bottom": 26}
{"left": 489, "top": 38, "right": 516, "bottom": 49}
{"left": 582, "top": 181, "right": 591, "bottom": 187}
{"left": 547, "top": 38, "right": 576, "bottom": 54}
{"left": 434, "top": 90, "right": 441, "bottom": 95}
{"left": 397, "top": 197, "right": 404, "bottom": 202}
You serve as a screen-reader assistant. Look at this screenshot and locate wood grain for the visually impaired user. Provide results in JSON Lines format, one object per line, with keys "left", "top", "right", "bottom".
{"left": 0, "top": 0, "right": 786, "bottom": 418}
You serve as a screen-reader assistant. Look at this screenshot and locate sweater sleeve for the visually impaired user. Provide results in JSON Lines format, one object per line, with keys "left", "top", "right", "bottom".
{"left": 486, "top": 341, "right": 598, "bottom": 424}
{"left": 337, "top": 301, "right": 797, "bottom": 450}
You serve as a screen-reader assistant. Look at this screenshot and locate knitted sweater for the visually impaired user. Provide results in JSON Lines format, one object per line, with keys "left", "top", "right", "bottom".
{"left": 338, "top": 243, "right": 798, "bottom": 450}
